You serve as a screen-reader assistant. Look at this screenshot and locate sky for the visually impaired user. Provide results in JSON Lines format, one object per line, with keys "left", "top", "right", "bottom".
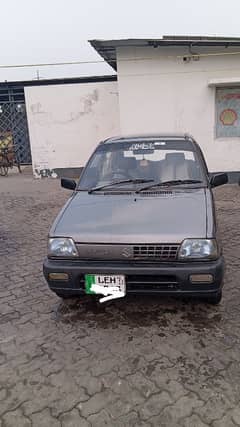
{"left": 1, "top": 0, "right": 240, "bottom": 82}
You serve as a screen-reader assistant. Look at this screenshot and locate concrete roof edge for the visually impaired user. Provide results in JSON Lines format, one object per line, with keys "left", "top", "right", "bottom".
{"left": 89, "top": 36, "right": 240, "bottom": 69}
{"left": 0, "top": 74, "right": 117, "bottom": 88}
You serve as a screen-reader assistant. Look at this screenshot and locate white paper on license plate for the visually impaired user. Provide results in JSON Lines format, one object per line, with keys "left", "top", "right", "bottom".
{"left": 85, "top": 274, "right": 126, "bottom": 301}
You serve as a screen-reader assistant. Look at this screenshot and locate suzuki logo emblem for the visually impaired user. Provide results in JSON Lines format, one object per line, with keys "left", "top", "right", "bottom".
{"left": 122, "top": 247, "right": 132, "bottom": 258}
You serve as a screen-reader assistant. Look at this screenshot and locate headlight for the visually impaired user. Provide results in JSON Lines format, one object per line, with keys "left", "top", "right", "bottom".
{"left": 178, "top": 239, "right": 218, "bottom": 260}
{"left": 48, "top": 237, "right": 78, "bottom": 257}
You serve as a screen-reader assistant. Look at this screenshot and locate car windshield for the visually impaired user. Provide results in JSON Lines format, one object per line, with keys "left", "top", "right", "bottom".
{"left": 79, "top": 139, "right": 206, "bottom": 190}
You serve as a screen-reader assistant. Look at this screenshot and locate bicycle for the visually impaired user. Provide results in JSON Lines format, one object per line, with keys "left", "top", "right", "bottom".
{"left": 0, "top": 146, "right": 21, "bottom": 176}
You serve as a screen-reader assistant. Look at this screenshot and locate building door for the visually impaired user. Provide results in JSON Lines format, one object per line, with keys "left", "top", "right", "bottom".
{"left": 0, "top": 84, "right": 32, "bottom": 164}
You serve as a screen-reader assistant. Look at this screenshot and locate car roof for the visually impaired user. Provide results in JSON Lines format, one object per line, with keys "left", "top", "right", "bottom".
{"left": 101, "top": 133, "right": 197, "bottom": 147}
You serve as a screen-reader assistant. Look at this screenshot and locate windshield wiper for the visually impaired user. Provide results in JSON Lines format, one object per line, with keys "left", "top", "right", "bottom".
{"left": 88, "top": 178, "right": 154, "bottom": 194}
{"left": 137, "top": 179, "right": 203, "bottom": 192}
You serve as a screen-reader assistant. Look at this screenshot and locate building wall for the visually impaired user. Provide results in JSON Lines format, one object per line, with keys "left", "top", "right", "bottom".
{"left": 25, "top": 81, "right": 120, "bottom": 177}
{"left": 116, "top": 46, "right": 240, "bottom": 173}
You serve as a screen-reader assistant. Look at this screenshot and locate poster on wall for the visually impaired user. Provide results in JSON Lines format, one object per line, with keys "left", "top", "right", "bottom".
{"left": 216, "top": 88, "right": 240, "bottom": 138}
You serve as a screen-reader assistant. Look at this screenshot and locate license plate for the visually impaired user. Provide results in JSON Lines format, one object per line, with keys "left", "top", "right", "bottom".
{"left": 85, "top": 274, "right": 126, "bottom": 296}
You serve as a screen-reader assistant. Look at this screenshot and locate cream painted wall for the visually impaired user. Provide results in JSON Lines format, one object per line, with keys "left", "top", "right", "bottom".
{"left": 116, "top": 46, "right": 240, "bottom": 172}
{"left": 25, "top": 81, "right": 120, "bottom": 177}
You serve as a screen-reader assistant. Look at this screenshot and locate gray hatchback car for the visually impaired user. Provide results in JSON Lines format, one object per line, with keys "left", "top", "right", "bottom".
{"left": 43, "top": 134, "right": 228, "bottom": 304}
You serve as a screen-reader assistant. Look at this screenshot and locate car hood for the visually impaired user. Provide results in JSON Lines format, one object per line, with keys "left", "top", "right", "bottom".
{"left": 52, "top": 189, "right": 207, "bottom": 244}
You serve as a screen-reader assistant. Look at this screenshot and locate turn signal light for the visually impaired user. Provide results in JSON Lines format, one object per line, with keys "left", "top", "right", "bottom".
{"left": 190, "top": 274, "right": 213, "bottom": 284}
{"left": 48, "top": 273, "right": 69, "bottom": 281}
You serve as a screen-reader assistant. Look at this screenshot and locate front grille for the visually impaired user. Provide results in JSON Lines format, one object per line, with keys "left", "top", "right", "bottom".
{"left": 76, "top": 243, "right": 180, "bottom": 261}
{"left": 127, "top": 283, "right": 178, "bottom": 291}
{"left": 127, "top": 274, "right": 177, "bottom": 284}
{"left": 133, "top": 244, "right": 179, "bottom": 260}
{"left": 126, "top": 274, "right": 178, "bottom": 291}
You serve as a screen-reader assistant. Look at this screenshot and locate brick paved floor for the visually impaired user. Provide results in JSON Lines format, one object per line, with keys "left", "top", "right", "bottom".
{"left": 0, "top": 173, "right": 240, "bottom": 426}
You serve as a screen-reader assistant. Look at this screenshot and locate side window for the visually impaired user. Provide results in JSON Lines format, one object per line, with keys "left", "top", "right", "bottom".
{"left": 216, "top": 87, "right": 240, "bottom": 138}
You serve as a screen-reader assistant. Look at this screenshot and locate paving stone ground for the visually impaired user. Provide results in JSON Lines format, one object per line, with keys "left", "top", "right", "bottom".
{"left": 0, "top": 172, "right": 240, "bottom": 426}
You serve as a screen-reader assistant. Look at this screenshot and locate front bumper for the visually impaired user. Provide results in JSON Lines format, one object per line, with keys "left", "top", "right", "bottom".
{"left": 43, "top": 256, "right": 224, "bottom": 298}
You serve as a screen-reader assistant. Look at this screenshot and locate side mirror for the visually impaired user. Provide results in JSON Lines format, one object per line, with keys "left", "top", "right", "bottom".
{"left": 210, "top": 173, "right": 228, "bottom": 188}
{"left": 61, "top": 178, "right": 76, "bottom": 191}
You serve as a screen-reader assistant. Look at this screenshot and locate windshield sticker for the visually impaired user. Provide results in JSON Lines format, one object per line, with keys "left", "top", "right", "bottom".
{"left": 128, "top": 142, "right": 166, "bottom": 150}
{"left": 128, "top": 142, "right": 155, "bottom": 151}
